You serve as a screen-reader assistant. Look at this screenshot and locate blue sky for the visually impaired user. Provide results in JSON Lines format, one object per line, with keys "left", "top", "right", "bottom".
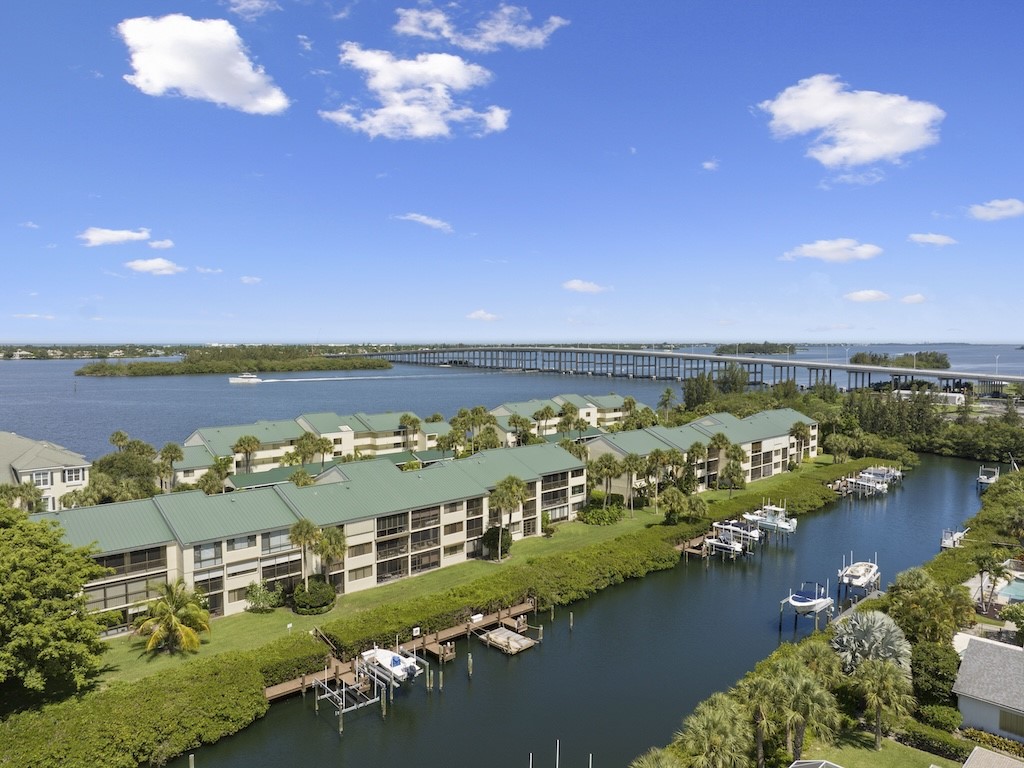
{"left": 3, "top": 1, "right": 1022, "bottom": 345}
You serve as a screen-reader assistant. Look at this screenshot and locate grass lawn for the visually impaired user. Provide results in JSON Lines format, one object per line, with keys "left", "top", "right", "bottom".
{"left": 803, "top": 728, "right": 962, "bottom": 768}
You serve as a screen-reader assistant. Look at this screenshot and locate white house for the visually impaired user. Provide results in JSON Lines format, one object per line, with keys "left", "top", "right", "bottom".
{"left": 0, "top": 431, "right": 90, "bottom": 511}
{"left": 953, "top": 638, "right": 1024, "bottom": 744}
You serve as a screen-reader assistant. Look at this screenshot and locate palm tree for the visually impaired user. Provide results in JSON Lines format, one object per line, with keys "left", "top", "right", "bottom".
{"left": 646, "top": 449, "right": 668, "bottom": 510}
{"left": 314, "top": 525, "right": 347, "bottom": 587}
{"left": 109, "top": 430, "right": 129, "bottom": 452}
{"left": 629, "top": 747, "right": 683, "bottom": 768}
{"left": 722, "top": 444, "right": 748, "bottom": 498}
{"left": 158, "top": 442, "right": 184, "bottom": 491}
{"left": 0, "top": 481, "right": 45, "bottom": 512}
{"left": 736, "top": 673, "right": 785, "bottom": 768}
{"left": 830, "top": 609, "right": 911, "bottom": 674}
{"left": 532, "top": 405, "right": 557, "bottom": 438}
{"left": 973, "top": 552, "right": 1010, "bottom": 613}
{"left": 437, "top": 430, "right": 460, "bottom": 459}
{"left": 231, "top": 434, "right": 261, "bottom": 475}
{"left": 289, "top": 518, "right": 321, "bottom": 590}
{"left": 665, "top": 448, "right": 686, "bottom": 488}
{"left": 672, "top": 691, "right": 752, "bottom": 768}
{"left": 399, "top": 413, "right": 421, "bottom": 451}
{"left": 507, "top": 414, "right": 534, "bottom": 447}
{"left": 289, "top": 469, "right": 315, "bottom": 487}
{"left": 687, "top": 441, "right": 708, "bottom": 491}
{"left": 781, "top": 670, "right": 840, "bottom": 761}
{"left": 707, "top": 433, "right": 730, "bottom": 489}
{"left": 489, "top": 475, "right": 528, "bottom": 562}
{"left": 789, "top": 421, "right": 811, "bottom": 467}
{"left": 197, "top": 456, "right": 232, "bottom": 495}
{"left": 657, "top": 387, "right": 676, "bottom": 417}
{"left": 855, "top": 658, "right": 915, "bottom": 750}
{"left": 134, "top": 577, "right": 211, "bottom": 654}
{"left": 312, "top": 436, "right": 334, "bottom": 470}
{"left": 686, "top": 494, "right": 708, "bottom": 520}
{"left": 660, "top": 487, "right": 687, "bottom": 525}
{"left": 622, "top": 452, "right": 646, "bottom": 517}
{"left": 593, "top": 453, "right": 622, "bottom": 507}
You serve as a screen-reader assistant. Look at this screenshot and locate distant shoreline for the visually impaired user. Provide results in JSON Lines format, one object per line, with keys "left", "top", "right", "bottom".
{"left": 74, "top": 358, "right": 391, "bottom": 377}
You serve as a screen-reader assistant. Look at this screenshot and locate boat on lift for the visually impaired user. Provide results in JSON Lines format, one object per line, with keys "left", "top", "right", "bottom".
{"left": 838, "top": 554, "right": 879, "bottom": 590}
{"left": 742, "top": 501, "right": 798, "bottom": 533}
{"left": 360, "top": 646, "right": 422, "bottom": 684}
{"left": 977, "top": 465, "right": 999, "bottom": 489}
{"left": 940, "top": 527, "right": 969, "bottom": 549}
{"left": 703, "top": 535, "right": 744, "bottom": 556}
{"left": 785, "top": 581, "right": 834, "bottom": 615}
{"left": 711, "top": 519, "right": 762, "bottom": 547}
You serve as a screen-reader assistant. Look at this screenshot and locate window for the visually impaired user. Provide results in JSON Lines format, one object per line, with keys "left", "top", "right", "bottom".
{"left": 377, "top": 538, "right": 408, "bottom": 560}
{"left": 193, "top": 573, "right": 223, "bottom": 595}
{"left": 262, "top": 529, "right": 291, "bottom": 554}
{"left": 96, "top": 548, "right": 167, "bottom": 576}
{"left": 466, "top": 497, "right": 484, "bottom": 518}
{"left": 194, "top": 542, "right": 222, "bottom": 568}
{"left": 509, "top": 521, "right": 521, "bottom": 534}
{"left": 443, "top": 543, "right": 464, "bottom": 557}
{"left": 411, "top": 528, "right": 439, "bottom": 551}
{"left": 466, "top": 518, "right": 484, "bottom": 538}
{"left": 63, "top": 467, "right": 84, "bottom": 484}
{"left": 411, "top": 549, "right": 440, "bottom": 574}
{"left": 523, "top": 517, "right": 537, "bottom": 536}
{"left": 262, "top": 559, "right": 300, "bottom": 581}
{"left": 228, "top": 587, "right": 249, "bottom": 603}
{"left": 377, "top": 512, "right": 408, "bottom": 537}
{"left": 377, "top": 558, "right": 407, "bottom": 583}
{"left": 30, "top": 470, "right": 51, "bottom": 488}
{"left": 347, "top": 542, "right": 372, "bottom": 558}
{"left": 1000, "top": 709, "right": 1024, "bottom": 738}
{"left": 183, "top": 469, "right": 194, "bottom": 478}
{"left": 226, "top": 560, "right": 258, "bottom": 578}
{"left": 227, "top": 535, "right": 256, "bottom": 551}
{"left": 571, "top": 468, "right": 584, "bottom": 478}
{"left": 571, "top": 484, "right": 585, "bottom": 496}
{"left": 444, "top": 502, "right": 462, "bottom": 515}
{"left": 348, "top": 565, "right": 372, "bottom": 582}
{"left": 443, "top": 521, "right": 463, "bottom": 536}
{"left": 411, "top": 507, "right": 440, "bottom": 529}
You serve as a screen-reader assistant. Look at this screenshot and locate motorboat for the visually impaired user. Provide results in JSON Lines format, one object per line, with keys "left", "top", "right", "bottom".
{"left": 360, "top": 647, "right": 421, "bottom": 683}
{"left": 940, "top": 527, "right": 969, "bottom": 549}
{"left": 703, "top": 536, "right": 744, "bottom": 556}
{"left": 785, "top": 582, "right": 834, "bottom": 615}
{"left": 838, "top": 557, "right": 879, "bottom": 590}
{"left": 228, "top": 372, "right": 262, "bottom": 384}
{"left": 742, "top": 502, "right": 798, "bottom": 533}
{"left": 859, "top": 465, "right": 902, "bottom": 484}
{"left": 977, "top": 465, "right": 999, "bottom": 488}
{"left": 712, "top": 519, "right": 761, "bottom": 546}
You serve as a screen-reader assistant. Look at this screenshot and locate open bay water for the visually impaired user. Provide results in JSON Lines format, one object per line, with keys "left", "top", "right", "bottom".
{"left": 168, "top": 454, "right": 980, "bottom": 768}
{"left": 1, "top": 343, "right": 1023, "bottom": 461}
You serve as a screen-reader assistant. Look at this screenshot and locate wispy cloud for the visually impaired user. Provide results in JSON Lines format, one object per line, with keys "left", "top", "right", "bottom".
{"left": 394, "top": 5, "right": 569, "bottom": 52}
{"left": 196, "top": 266, "right": 223, "bottom": 274}
{"left": 118, "top": 14, "right": 289, "bottom": 115}
{"left": 844, "top": 289, "right": 890, "bottom": 302}
{"left": 825, "top": 169, "right": 885, "bottom": 187}
{"left": 319, "top": 43, "right": 509, "bottom": 139}
{"left": 781, "top": 238, "right": 882, "bottom": 263}
{"left": 13, "top": 313, "right": 55, "bottom": 320}
{"left": 908, "top": 233, "right": 957, "bottom": 246}
{"left": 125, "top": 257, "right": 185, "bottom": 275}
{"left": 968, "top": 198, "right": 1024, "bottom": 221}
{"left": 901, "top": 293, "right": 926, "bottom": 304}
{"left": 148, "top": 238, "right": 175, "bottom": 249}
{"left": 19, "top": 221, "right": 39, "bottom": 229}
{"left": 240, "top": 275, "right": 262, "bottom": 284}
{"left": 467, "top": 309, "right": 497, "bottom": 321}
{"left": 78, "top": 226, "right": 151, "bottom": 247}
{"left": 297, "top": 34, "right": 313, "bottom": 52}
{"left": 701, "top": 158, "right": 719, "bottom": 171}
{"left": 226, "top": 0, "right": 280, "bottom": 21}
{"left": 760, "top": 74, "right": 944, "bottom": 168}
{"left": 395, "top": 212, "right": 453, "bottom": 233}
{"left": 562, "top": 279, "right": 609, "bottom": 294}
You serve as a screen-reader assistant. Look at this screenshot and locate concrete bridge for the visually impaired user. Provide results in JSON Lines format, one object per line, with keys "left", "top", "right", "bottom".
{"left": 363, "top": 345, "right": 1024, "bottom": 394}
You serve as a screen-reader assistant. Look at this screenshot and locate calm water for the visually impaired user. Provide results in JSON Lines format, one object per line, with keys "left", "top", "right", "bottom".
{"left": 168, "top": 454, "right": 980, "bottom": 768}
{"left": 2, "top": 343, "right": 1022, "bottom": 461}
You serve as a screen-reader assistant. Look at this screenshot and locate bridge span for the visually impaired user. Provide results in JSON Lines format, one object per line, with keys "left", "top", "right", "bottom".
{"left": 365, "top": 346, "right": 1024, "bottom": 393}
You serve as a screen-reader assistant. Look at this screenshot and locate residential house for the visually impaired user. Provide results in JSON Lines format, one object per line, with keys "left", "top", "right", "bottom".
{"left": 0, "top": 431, "right": 90, "bottom": 511}
{"left": 953, "top": 638, "right": 1024, "bottom": 744}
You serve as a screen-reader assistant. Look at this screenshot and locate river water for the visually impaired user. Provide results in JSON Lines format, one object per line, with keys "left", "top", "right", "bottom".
{"left": 166, "top": 454, "right": 980, "bottom": 768}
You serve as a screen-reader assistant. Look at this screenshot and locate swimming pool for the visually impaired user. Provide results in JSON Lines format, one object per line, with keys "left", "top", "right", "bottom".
{"left": 998, "top": 576, "right": 1024, "bottom": 602}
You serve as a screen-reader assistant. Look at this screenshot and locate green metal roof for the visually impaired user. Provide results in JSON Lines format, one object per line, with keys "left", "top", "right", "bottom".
{"left": 492, "top": 398, "right": 561, "bottom": 418}
{"left": 228, "top": 460, "right": 338, "bottom": 489}
{"left": 296, "top": 412, "right": 351, "bottom": 434}
{"left": 154, "top": 489, "right": 301, "bottom": 546}
{"left": 175, "top": 444, "right": 215, "bottom": 471}
{"left": 189, "top": 419, "right": 306, "bottom": 457}
{"left": 33, "top": 499, "right": 175, "bottom": 554}
{"left": 0, "top": 432, "right": 88, "bottom": 482}
{"left": 453, "top": 443, "right": 583, "bottom": 489}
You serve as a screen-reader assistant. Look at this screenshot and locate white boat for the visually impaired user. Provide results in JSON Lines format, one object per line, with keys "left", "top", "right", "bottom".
{"left": 712, "top": 519, "right": 762, "bottom": 546}
{"left": 785, "top": 582, "right": 834, "bottom": 615}
{"left": 977, "top": 465, "right": 999, "bottom": 488}
{"left": 838, "top": 557, "right": 879, "bottom": 590}
{"left": 742, "top": 502, "right": 798, "bottom": 533}
{"left": 860, "top": 465, "right": 902, "bottom": 484}
{"left": 703, "top": 536, "right": 744, "bottom": 556}
{"left": 940, "top": 527, "right": 969, "bottom": 549}
{"left": 849, "top": 475, "right": 887, "bottom": 494}
{"left": 228, "top": 372, "right": 262, "bottom": 384}
{"left": 360, "top": 647, "right": 421, "bottom": 683}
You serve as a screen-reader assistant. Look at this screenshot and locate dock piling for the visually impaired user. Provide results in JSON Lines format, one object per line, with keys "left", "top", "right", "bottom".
{"left": 468, "top": 652, "right": 473, "bottom": 678}
{"left": 569, "top": 611, "right": 574, "bottom": 631}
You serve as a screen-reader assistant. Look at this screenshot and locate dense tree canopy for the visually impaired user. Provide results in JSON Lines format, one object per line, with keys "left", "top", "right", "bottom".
{"left": 0, "top": 506, "right": 108, "bottom": 703}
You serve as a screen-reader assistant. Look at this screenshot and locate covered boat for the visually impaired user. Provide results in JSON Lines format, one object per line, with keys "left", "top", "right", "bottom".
{"left": 742, "top": 502, "right": 798, "bottom": 533}
{"left": 785, "top": 582, "right": 834, "bottom": 615}
{"left": 361, "top": 647, "right": 422, "bottom": 683}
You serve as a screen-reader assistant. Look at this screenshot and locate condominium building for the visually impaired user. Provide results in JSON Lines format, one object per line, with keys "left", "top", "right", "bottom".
{"left": 0, "top": 431, "right": 91, "bottom": 511}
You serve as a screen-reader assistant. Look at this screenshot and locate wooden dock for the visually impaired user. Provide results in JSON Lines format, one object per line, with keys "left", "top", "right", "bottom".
{"left": 476, "top": 625, "right": 536, "bottom": 655}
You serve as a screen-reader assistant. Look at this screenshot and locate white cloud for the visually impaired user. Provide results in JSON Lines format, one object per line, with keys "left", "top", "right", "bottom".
{"left": 240, "top": 275, "right": 262, "bottom": 284}
{"left": 196, "top": 266, "right": 223, "bottom": 274}
{"left": 20, "top": 221, "right": 39, "bottom": 229}
{"left": 901, "top": 293, "right": 926, "bottom": 304}
{"left": 759, "top": 74, "right": 944, "bottom": 167}
{"left": 78, "top": 226, "right": 151, "bottom": 247}
{"left": 125, "top": 257, "right": 185, "bottom": 275}
{"left": 395, "top": 212, "right": 453, "bottom": 233}
{"left": 467, "top": 309, "right": 497, "bottom": 321}
{"left": 319, "top": 43, "right": 509, "bottom": 139}
{"left": 394, "top": 5, "right": 569, "bottom": 52}
{"left": 968, "top": 198, "right": 1024, "bottom": 221}
{"left": 701, "top": 158, "right": 719, "bottom": 171}
{"left": 13, "top": 313, "right": 55, "bottom": 320}
{"left": 781, "top": 238, "right": 882, "bottom": 263}
{"left": 562, "top": 279, "right": 609, "bottom": 294}
{"left": 297, "top": 34, "right": 313, "bottom": 52}
{"left": 148, "top": 238, "right": 175, "bottom": 249}
{"left": 118, "top": 14, "right": 289, "bottom": 115}
{"left": 826, "top": 169, "right": 885, "bottom": 187}
{"left": 844, "top": 289, "right": 890, "bottom": 302}
{"left": 908, "top": 233, "right": 957, "bottom": 246}
{"left": 225, "top": 0, "right": 280, "bottom": 21}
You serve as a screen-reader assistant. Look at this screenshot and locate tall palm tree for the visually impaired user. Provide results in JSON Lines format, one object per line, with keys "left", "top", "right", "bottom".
{"left": 507, "top": 414, "right": 534, "bottom": 447}
{"left": 109, "top": 430, "right": 129, "bottom": 452}
{"left": 687, "top": 441, "right": 708, "bottom": 491}
{"left": 973, "top": 552, "right": 1010, "bottom": 613}
{"left": 737, "top": 673, "right": 785, "bottom": 768}
{"left": 158, "top": 442, "right": 184, "bottom": 491}
{"left": 789, "top": 421, "right": 811, "bottom": 467}
{"left": 686, "top": 494, "right": 708, "bottom": 520}
{"left": 0, "top": 481, "right": 45, "bottom": 512}
{"left": 312, "top": 436, "right": 334, "bottom": 470}
{"left": 629, "top": 747, "right": 683, "bottom": 768}
{"left": 398, "top": 413, "right": 421, "bottom": 451}
{"left": 134, "top": 577, "right": 210, "bottom": 654}
{"left": 231, "top": 434, "right": 261, "bottom": 475}
{"left": 622, "top": 452, "right": 646, "bottom": 517}
{"left": 594, "top": 453, "right": 622, "bottom": 507}
{"left": 646, "top": 449, "right": 668, "bottom": 510}
{"left": 660, "top": 486, "right": 687, "bottom": 525}
{"left": 489, "top": 475, "right": 528, "bottom": 562}
{"left": 657, "top": 387, "right": 676, "bottom": 417}
{"left": 707, "top": 433, "right": 730, "bottom": 489}
{"left": 665, "top": 448, "right": 686, "bottom": 488}
{"left": 855, "top": 658, "right": 915, "bottom": 750}
{"left": 314, "top": 525, "right": 347, "bottom": 588}
{"left": 672, "top": 691, "right": 752, "bottom": 768}
{"left": 532, "top": 405, "right": 557, "bottom": 438}
{"left": 289, "top": 518, "right": 321, "bottom": 590}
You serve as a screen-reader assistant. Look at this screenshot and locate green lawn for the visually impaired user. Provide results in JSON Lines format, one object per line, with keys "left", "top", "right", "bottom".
{"left": 802, "top": 729, "right": 962, "bottom": 768}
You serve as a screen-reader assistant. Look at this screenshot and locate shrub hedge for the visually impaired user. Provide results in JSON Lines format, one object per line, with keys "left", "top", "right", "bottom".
{"left": 962, "top": 728, "right": 1024, "bottom": 759}
{"left": 916, "top": 704, "right": 963, "bottom": 733}
{"left": 0, "top": 634, "right": 328, "bottom": 768}
{"left": 897, "top": 719, "right": 975, "bottom": 762}
{"left": 292, "top": 578, "right": 336, "bottom": 615}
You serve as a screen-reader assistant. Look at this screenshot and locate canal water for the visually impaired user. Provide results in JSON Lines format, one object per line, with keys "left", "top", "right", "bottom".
{"left": 168, "top": 454, "right": 981, "bottom": 768}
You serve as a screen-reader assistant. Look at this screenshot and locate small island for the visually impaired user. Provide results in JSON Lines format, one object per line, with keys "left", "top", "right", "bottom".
{"left": 849, "top": 350, "right": 951, "bottom": 369}
{"left": 713, "top": 341, "right": 796, "bottom": 355}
